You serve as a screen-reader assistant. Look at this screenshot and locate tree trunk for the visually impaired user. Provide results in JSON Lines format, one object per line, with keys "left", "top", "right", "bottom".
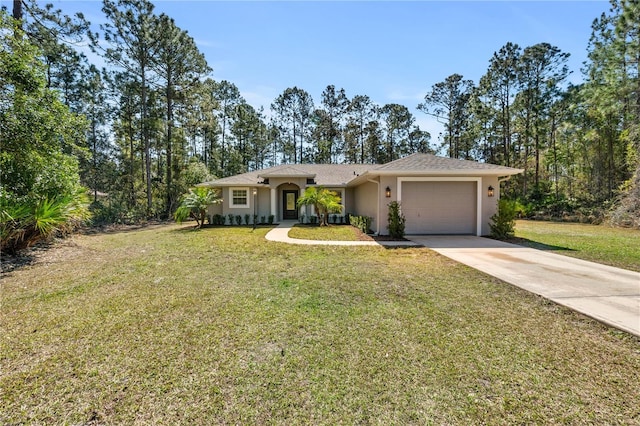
{"left": 166, "top": 74, "right": 173, "bottom": 216}
{"left": 12, "top": 0, "right": 22, "bottom": 21}
{"left": 141, "top": 61, "right": 152, "bottom": 215}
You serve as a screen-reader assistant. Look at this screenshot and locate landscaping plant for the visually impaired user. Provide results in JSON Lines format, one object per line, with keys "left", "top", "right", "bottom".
{"left": 490, "top": 199, "right": 517, "bottom": 239}
{"left": 173, "top": 187, "right": 220, "bottom": 228}
{"left": 387, "top": 201, "right": 405, "bottom": 239}
{"left": 296, "top": 187, "right": 342, "bottom": 226}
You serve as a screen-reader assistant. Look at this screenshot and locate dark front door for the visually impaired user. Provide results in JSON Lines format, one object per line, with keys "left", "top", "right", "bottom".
{"left": 282, "top": 190, "right": 298, "bottom": 220}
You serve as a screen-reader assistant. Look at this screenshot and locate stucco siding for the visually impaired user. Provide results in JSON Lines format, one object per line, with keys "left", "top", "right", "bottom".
{"left": 481, "top": 176, "right": 499, "bottom": 236}
{"left": 353, "top": 181, "right": 379, "bottom": 231}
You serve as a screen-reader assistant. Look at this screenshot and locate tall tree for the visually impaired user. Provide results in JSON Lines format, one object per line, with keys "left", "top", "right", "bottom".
{"left": 418, "top": 74, "right": 474, "bottom": 158}
{"left": 584, "top": 0, "right": 640, "bottom": 223}
{"left": 271, "top": 87, "right": 314, "bottom": 163}
{"left": 478, "top": 42, "right": 521, "bottom": 166}
{"left": 212, "top": 80, "right": 243, "bottom": 174}
{"left": 313, "top": 85, "right": 348, "bottom": 163}
{"left": 407, "top": 126, "right": 432, "bottom": 155}
{"left": 379, "top": 103, "right": 414, "bottom": 162}
{"left": 81, "top": 65, "right": 113, "bottom": 203}
{"left": 100, "top": 0, "right": 159, "bottom": 215}
{"left": 345, "top": 95, "right": 376, "bottom": 163}
{"left": 517, "top": 43, "right": 569, "bottom": 194}
{"left": 153, "top": 13, "right": 209, "bottom": 213}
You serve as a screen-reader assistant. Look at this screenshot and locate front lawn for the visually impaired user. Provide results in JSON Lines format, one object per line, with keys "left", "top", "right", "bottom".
{"left": 288, "top": 224, "right": 363, "bottom": 241}
{"left": 1, "top": 225, "right": 639, "bottom": 424}
{"left": 513, "top": 220, "right": 640, "bottom": 272}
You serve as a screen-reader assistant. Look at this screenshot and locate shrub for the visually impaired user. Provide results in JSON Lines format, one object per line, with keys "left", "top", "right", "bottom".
{"left": 299, "top": 214, "right": 305, "bottom": 224}
{"left": 309, "top": 215, "right": 318, "bottom": 225}
{"left": 260, "top": 215, "right": 266, "bottom": 225}
{"left": 350, "top": 215, "right": 372, "bottom": 234}
{"left": 235, "top": 215, "right": 242, "bottom": 226}
{"left": 387, "top": 201, "right": 405, "bottom": 239}
{"left": 211, "top": 214, "right": 225, "bottom": 225}
{"left": 244, "top": 214, "right": 250, "bottom": 225}
{"left": 1, "top": 190, "right": 90, "bottom": 254}
{"left": 268, "top": 215, "right": 275, "bottom": 225}
{"left": 174, "top": 187, "right": 220, "bottom": 229}
{"left": 227, "top": 214, "right": 234, "bottom": 226}
{"left": 253, "top": 214, "right": 258, "bottom": 225}
{"left": 490, "top": 199, "right": 518, "bottom": 239}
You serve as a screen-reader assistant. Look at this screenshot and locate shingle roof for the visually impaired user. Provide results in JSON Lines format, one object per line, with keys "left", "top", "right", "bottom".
{"left": 201, "top": 164, "right": 374, "bottom": 187}
{"left": 259, "top": 166, "right": 316, "bottom": 178}
{"left": 200, "top": 154, "right": 522, "bottom": 187}
{"left": 375, "top": 153, "right": 522, "bottom": 173}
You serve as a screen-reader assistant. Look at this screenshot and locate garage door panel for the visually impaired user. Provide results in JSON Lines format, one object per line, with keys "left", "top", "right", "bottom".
{"left": 402, "top": 181, "right": 476, "bottom": 234}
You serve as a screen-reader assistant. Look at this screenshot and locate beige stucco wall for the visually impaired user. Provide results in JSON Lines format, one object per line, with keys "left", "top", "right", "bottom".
{"left": 343, "top": 188, "right": 356, "bottom": 213}
{"left": 207, "top": 186, "right": 269, "bottom": 224}
{"left": 206, "top": 202, "right": 223, "bottom": 217}
{"left": 481, "top": 176, "right": 499, "bottom": 236}
{"left": 208, "top": 173, "right": 503, "bottom": 232}
{"left": 353, "top": 180, "right": 380, "bottom": 232}
{"left": 354, "top": 174, "right": 502, "bottom": 236}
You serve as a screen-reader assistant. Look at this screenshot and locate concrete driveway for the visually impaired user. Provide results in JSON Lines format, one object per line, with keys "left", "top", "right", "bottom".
{"left": 408, "top": 236, "right": 640, "bottom": 337}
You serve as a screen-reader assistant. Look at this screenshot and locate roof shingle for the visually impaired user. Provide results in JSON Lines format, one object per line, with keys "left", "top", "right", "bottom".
{"left": 200, "top": 154, "right": 522, "bottom": 187}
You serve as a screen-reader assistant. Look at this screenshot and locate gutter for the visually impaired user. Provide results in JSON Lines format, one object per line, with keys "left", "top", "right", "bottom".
{"left": 367, "top": 178, "right": 381, "bottom": 235}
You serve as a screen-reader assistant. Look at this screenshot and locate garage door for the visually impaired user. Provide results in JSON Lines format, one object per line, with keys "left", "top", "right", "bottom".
{"left": 401, "top": 181, "right": 477, "bottom": 234}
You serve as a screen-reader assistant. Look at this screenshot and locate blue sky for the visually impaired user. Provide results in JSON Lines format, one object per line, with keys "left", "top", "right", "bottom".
{"left": 16, "top": 0, "right": 611, "bottom": 141}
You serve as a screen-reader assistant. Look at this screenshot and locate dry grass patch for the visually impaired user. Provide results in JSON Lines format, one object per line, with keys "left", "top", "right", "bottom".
{"left": 1, "top": 224, "right": 639, "bottom": 424}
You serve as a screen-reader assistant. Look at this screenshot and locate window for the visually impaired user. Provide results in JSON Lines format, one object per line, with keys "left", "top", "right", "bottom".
{"left": 230, "top": 188, "right": 249, "bottom": 208}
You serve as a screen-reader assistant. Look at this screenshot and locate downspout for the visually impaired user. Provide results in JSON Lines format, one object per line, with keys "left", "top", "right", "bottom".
{"left": 498, "top": 175, "right": 512, "bottom": 198}
{"left": 367, "top": 178, "right": 380, "bottom": 235}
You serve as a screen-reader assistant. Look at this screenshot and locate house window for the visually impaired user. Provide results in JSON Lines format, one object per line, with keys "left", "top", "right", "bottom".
{"left": 230, "top": 188, "right": 249, "bottom": 208}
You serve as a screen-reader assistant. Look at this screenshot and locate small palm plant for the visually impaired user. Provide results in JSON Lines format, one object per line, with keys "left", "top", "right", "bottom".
{"left": 1, "top": 189, "right": 90, "bottom": 254}
{"left": 296, "top": 187, "right": 342, "bottom": 226}
{"left": 174, "top": 187, "right": 220, "bottom": 229}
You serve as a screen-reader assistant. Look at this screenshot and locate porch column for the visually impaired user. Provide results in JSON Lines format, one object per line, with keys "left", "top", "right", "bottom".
{"left": 270, "top": 188, "right": 277, "bottom": 219}
{"left": 340, "top": 189, "right": 345, "bottom": 214}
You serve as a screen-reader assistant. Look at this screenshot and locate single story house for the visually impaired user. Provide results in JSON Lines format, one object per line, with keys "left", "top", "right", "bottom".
{"left": 200, "top": 153, "right": 523, "bottom": 236}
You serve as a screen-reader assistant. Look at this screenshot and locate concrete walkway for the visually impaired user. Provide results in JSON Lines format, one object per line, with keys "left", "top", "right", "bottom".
{"left": 265, "top": 221, "right": 416, "bottom": 247}
{"left": 409, "top": 236, "right": 640, "bottom": 337}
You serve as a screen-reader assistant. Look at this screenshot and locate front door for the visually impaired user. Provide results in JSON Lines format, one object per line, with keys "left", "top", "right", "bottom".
{"left": 282, "top": 190, "right": 298, "bottom": 220}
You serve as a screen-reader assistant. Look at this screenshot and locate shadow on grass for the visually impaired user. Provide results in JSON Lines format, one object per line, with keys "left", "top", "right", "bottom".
{"left": 508, "top": 237, "right": 576, "bottom": 252}
{"left": 81, "top": 221, "right": 174, "bottom": 235}
{"left": 380, "top": 244, "right": 423, "bottom": 250}
{"left": 1, "top": 242, "right": 51, "bottom": 276}
{"left": 171, "top": 224, "right": 277, "bottom": 233}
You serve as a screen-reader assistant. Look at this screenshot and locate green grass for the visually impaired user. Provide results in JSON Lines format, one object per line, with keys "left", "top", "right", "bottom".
{"left": 1, "top": 224, "right": 639, "bottom": 424}
{"left": 513, "top": 220, "right": 640, "bottom": 272}
{"left": 288, "top": 224, "right": 362, "bottom": 241}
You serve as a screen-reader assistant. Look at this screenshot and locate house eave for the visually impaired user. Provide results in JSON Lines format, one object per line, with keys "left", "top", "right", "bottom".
{"left": 373, "top": 169, "right": 524, "bottom": 176}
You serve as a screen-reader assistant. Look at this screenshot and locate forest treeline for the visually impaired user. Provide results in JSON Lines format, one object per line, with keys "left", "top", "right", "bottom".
{"left": 1, "top": 0, "right": 638, "bottom": 251}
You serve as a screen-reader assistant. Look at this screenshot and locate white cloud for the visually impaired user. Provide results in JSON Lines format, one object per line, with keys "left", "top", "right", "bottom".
{"left": 386, "top": 89, "right": 425, "bottom": 103}
{"left": 241, "top": 85, "right": 278, "bottom": 112}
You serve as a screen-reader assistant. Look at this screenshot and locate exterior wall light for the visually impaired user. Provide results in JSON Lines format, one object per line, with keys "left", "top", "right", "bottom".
{"left": 385, "top": 186, "right": 391, "bottom": 198}
{"left": 487, "top": 185, "right": 494, "bottom": 197}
